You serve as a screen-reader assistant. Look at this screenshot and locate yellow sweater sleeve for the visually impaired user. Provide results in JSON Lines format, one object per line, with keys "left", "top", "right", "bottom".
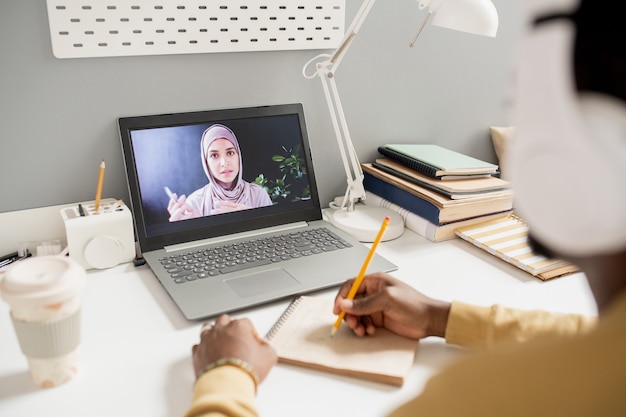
{"left": 388, "top": 292, "right": 626, "bottom": 417}
{"left": 445, "top": 301, "right": 597, "bottom": 350}
{"left": 183, "top": 366, "right": 258, "bottom": 417}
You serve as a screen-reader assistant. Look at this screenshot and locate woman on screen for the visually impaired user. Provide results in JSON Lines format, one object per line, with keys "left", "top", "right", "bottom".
{"left": 167, "top": 124, "right": 272, "bottom": 221}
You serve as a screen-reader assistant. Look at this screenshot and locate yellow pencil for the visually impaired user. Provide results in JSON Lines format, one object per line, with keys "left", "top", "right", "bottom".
{"left": 94, "top": 160, "right": 105, "bottom": 212}
{"left": 331, "top": 216, "right": 391, "bottom": 336}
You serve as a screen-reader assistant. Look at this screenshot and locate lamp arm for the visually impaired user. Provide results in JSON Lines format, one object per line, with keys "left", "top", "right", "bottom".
{"left": 320, "top": 67, "right": 365, "bottom": 211}
{"left": 302, "top": 0, "right": 378, "bottom": 211}
{"left": 329, "top": 0, "right": 377, "bottom": 70}
{"left": 409, "top": 10, "right": 433, "bottom": 47}
{"left": 301, "top": 0, "right": 452, "bottom": 210}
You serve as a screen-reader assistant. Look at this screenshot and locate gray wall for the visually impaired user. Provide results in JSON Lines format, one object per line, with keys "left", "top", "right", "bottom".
{"left": 0, "top": 1, "right": 522, "bottom": 214}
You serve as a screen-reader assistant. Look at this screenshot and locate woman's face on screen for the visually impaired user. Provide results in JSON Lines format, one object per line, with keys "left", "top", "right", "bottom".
{"left": 207, "top": 138, "right": 240, "bottom": 188}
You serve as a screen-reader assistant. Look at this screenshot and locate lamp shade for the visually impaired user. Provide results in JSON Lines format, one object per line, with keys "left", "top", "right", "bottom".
{"left": 430, "top": 0, "right": 499, "bottom": 37}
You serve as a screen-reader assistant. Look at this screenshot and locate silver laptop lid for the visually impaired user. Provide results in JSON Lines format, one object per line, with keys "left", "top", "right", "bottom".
{"left": 118, "top": 103, "right": 323, "bottom": 253}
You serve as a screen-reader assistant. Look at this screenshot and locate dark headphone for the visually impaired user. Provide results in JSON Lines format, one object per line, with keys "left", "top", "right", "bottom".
{"left": 534, "top": 0, "right": 626, "bottom": 103}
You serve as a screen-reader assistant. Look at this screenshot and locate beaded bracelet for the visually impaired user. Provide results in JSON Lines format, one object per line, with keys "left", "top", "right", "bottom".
{"left": 198, "top": 358, "right": 260, "bottom": 390}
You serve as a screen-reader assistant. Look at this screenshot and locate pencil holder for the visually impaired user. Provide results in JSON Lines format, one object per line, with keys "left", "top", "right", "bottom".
{"left": 60, "top": 199, "right": 135, "bottom": 270}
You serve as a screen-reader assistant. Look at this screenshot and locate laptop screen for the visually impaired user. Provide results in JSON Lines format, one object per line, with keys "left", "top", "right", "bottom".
{"left": 119, "top": 104, "right": 323, "bottom": 252}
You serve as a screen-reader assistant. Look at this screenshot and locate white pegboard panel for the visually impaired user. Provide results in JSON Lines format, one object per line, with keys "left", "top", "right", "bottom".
{"left": 46, "top": 0, "right": 345, "bottom": 59}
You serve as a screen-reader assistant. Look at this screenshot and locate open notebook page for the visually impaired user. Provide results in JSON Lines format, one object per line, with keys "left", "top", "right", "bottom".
{"left": 265, "top": 296, "right": 419, "bottom": 386}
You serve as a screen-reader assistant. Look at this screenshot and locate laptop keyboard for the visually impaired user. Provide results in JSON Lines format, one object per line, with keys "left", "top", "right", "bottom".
{"left": 159, "top": 227, "right": 353, "bottom": 284}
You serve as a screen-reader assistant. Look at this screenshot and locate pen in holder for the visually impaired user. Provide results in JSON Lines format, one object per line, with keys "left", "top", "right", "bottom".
{"left": 60, "top": 198, "right": 135, "bottom": 270}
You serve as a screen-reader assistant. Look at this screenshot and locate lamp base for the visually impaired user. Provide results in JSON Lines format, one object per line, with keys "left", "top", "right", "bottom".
{"left": 327, "top": 205, "right": 404, "bottom": 243}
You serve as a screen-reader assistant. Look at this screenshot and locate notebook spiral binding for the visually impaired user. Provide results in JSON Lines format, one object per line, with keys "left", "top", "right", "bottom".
{"left": 264, "top": 296, "right": 304, "bottom": 340}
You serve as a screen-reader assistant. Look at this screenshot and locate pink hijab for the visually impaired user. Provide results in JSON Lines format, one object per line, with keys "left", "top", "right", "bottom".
{"left": 198, "top": 124, "right": 270, "bottom": 213}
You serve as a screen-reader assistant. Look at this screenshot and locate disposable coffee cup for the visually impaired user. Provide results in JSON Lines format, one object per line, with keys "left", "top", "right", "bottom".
{"left": 0, "top": 256, "right": 85, "bottom": 388}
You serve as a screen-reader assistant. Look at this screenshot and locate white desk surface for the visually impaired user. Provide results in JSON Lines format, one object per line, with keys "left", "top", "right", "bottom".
{"left": 0, "top": 229, "right": 597, "bottom": 417}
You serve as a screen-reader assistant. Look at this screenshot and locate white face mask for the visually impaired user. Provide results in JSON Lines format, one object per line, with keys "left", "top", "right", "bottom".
{"left": 508, "top": 3, "right": 626, "bottom": 257}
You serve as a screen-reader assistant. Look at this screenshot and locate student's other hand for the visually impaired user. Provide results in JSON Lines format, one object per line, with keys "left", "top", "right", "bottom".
{"left": 210, "top": 200, "right": 251, "bottom": 214}
{"left": 168, "top": 195, "right": 200, "bottom": 221}
{"left": 192, "top": 315, "right": 277, "bottom": 383}
{"left": 333, "top": 272, "right": 451, "bottom": 339}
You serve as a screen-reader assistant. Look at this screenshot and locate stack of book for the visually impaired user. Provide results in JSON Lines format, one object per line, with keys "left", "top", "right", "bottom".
{"left": 362, "top": 144, "right": 514, "bottom": 242}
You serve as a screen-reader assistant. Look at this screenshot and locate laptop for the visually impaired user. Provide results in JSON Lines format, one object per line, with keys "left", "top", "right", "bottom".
{"left": 118, "top": 103, "right": 397, "bottom": 320}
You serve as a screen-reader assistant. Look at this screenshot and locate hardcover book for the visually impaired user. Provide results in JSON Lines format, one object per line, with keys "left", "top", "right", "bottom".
{"left": 373, "top": 158, "right": 510, "bottom": 200}
{"left": 362, "top": 163, "right": 513, "bottom": 225}
{"left": 362, "top": 191, "right": 512, "bottom": 242}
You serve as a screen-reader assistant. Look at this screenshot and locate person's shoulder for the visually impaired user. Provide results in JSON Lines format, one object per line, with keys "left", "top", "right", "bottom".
{"left": 186, "top": 185, "right": 211, "bottom": 209}
{"left": 411, "top": 329, "right": 626, "bottom": 417}
{"left": 248, "top": 183, "right": 272, "bottom": 203}
{"left": 188, "top": 184, "right": 210, "bottom": 199}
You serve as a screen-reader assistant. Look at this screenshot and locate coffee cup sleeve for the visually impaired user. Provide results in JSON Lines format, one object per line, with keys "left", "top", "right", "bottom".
{"left": 11, "top": 309, "right": 82, "bottom": 358}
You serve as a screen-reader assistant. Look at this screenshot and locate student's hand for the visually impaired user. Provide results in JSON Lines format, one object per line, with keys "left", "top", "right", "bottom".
{"left": 168, "top": 195, "right": 200, "bottom": 221}
{"left": 210, "top": 200, "right": 251, "bottom": 215}
{"left": 192, "top": 315, "right": 277, "bottom": 383}
{"left": 333, "top": 272, "right": 451, "bottom": 339}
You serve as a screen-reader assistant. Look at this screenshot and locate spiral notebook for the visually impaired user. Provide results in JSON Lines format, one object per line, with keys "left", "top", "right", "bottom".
{"left": 378, "top": 144, "right": 498, "bottom": 179}
{"left": 265, "top": 296, "right": 419, "bottom": 386}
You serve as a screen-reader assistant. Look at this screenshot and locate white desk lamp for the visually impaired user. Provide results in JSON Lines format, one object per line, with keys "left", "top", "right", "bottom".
{"left": 304, "top": 0, "right": 498, "bottom": 242}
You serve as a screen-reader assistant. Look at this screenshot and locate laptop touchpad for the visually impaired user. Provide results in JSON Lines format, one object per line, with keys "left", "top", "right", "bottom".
{"left": 225, "top": 268, "right": 300, "bottom": 298}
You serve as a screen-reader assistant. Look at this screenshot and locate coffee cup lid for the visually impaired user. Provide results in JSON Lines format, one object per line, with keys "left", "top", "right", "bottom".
{"left": 0, "top": 256, "right": 85, "bottom": 308}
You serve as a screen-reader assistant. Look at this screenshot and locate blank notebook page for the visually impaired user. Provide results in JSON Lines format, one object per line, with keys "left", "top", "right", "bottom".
{"left": 265, "top": 296, "right": 419, "bottom": 386}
